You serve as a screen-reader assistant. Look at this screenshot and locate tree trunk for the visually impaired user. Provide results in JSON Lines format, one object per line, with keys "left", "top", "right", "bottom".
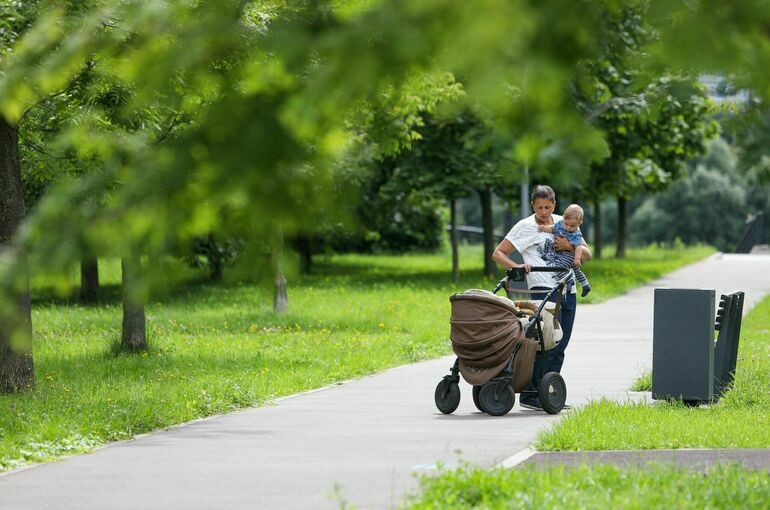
{"left": 80, "top": 256, "right": 99, "bottom": 303}
{"left": 210, "top": 260, "right": 223, "bottom": 282}
{"left": 296, "top": 235, "right": 312, "bottom": 275}
{"left": 616, "top": 195, "right": 627, "bottom": 258}
{"left": 273, "top": 226, "right": 288, "bottom": 313}
{"left": 593, "top": 198, "right": 603, "bottom": 259}
{"left": 480, "top": 186, "right": 496, "bottom": 277}
{"left": 274, "top": 271, "right": 288, "bottom": 313}
{"left": 121, "top": 256, "right": 147, "bottom": 351}
{"left": 0, "top": 117, "right": 34, "bottom": 392}
{"left": 450, "top": 199, "right": 459, "bottom": 284}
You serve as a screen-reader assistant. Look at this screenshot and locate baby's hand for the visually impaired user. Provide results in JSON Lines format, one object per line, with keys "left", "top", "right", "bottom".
{"left": 537, "top": 225, "right": 548, "bottom": 233}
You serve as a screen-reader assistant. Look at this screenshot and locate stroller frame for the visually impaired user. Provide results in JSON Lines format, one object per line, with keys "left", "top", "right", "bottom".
{"left": 435, "top": 266, "right": 572, "bottom": 416}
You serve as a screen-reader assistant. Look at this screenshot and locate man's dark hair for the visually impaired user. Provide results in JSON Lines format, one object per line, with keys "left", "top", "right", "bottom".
{"left": 531, "top": 185, "right": 556, "bottom": 203}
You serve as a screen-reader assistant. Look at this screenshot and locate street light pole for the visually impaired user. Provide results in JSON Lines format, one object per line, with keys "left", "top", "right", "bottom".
{"left": 520, "top": 166, "right": 529, "bottom": 220}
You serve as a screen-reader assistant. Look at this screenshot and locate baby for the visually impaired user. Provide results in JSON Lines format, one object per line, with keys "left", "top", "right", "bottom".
{"left": 538, "top": 203, "right": 591, "bottom": 297}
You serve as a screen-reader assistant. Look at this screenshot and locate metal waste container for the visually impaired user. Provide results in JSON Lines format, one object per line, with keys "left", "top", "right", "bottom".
{"left": 652, "top": 289, "right": 744, "bottom": 404}
{"left": 653, "top": 289, "right": 715, "bottom": 403}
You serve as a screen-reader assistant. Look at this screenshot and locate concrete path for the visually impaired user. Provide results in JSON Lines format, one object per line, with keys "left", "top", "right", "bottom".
{"left": 522, "top": 449, "right": 770, "bottom": 472}
{"left": 2, "top": 253, "right": 770, "bottom": 509}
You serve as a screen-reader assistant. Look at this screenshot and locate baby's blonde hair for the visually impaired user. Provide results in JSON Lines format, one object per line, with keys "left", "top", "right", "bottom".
{"left": 563, "top": 204, "right": 584, "bottom": 222}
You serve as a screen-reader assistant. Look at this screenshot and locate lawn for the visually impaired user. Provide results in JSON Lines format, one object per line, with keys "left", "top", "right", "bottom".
{"left": 404, "top": 463, "right": 770, "bottom": 509}
{"left": 535, "top": 293, "right": 770, "bottom": 451}
{"left": 0, "top": 243, "right": 712, "bottom": 471}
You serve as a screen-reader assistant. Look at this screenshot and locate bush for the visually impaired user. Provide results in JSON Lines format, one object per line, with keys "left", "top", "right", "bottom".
{"left": 186, "top": 235, "right": 242, "bottom": 281}
{"left": 629, "top": 165, "right": 748, "bottom": 251}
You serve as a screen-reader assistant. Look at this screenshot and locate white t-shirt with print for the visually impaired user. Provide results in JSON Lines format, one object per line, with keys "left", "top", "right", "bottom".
{"left": 504, "top": 213, "right": 576, "bottom": 293}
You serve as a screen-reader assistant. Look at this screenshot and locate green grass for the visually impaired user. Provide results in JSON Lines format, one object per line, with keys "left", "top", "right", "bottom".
{"left": 630, "top": 371, "right": 652, "bottom": 391}
{"left": 0, "top": 244, "right": 713, "bottom": 471}
{"left": 536, "top": 294, "right": 770, "bottom": 451}
{"left": 404, "top": 463, "right": 770, "bottom": 509}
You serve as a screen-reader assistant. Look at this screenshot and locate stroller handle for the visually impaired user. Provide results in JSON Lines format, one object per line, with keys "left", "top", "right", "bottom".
{"left": 491, "top": 266, "right": 574, "bottom": 294}
{"left": 507, "top": 266, "right": 564, "bottom": 282}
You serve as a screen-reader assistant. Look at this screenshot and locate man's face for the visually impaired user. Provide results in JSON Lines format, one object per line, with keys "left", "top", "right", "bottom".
{"left": 532, "top": 198, "right": 555, "bottom": 223}
{"left": 562, "top": 216, "right": 581, "bottom": 232}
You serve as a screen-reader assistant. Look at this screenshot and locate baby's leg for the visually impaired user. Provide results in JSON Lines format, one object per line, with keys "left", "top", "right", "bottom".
{"left": 575, "top": 268, "right": 591, "bottom": 296}
{"left": 550, "top": 252, "right": 577, "bottom": 292}
{"left": 550, "top": 252, "right": 575, "bottom": 270}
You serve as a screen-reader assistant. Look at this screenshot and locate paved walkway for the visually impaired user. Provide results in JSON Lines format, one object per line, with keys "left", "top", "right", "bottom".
{"left": 2, "top": 253, "right": 770, "bottom": 509}
{"left": 522, "top": 449, "right": 770, "bottom": 472}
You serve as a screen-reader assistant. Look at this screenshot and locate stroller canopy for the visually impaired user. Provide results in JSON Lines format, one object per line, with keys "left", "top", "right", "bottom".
{"left": 449, "top": 289, "right": 526, "bottom": 385}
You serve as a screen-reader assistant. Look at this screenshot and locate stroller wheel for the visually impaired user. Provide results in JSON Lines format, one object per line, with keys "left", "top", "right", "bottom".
{"left": 479, "top": 382, "right": 515, "bottom": 416}
{"left": 538, "top": 372, "right": 566, "bottom": 414}
{"left": 434, "top": 379, "right": 461, "bottom": 414}
{"left": 472, "top": 385, "right": 484, "bottom": 412}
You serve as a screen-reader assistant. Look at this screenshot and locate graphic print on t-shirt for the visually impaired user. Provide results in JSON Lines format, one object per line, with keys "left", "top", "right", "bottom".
{"left": 536, "top": 237, "right": 574, "bottom": 286}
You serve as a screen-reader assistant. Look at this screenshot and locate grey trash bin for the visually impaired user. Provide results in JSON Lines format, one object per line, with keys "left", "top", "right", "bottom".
{"left": 652, "top": 289, "right": 744, "bottom": 404}
{"left": 652, "top": 289, "right": 715, "bottom": 403}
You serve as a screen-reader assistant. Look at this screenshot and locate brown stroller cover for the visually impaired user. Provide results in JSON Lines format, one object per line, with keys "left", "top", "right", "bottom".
{"left": 449, "top": 289, "right": 537, "bottom": 391}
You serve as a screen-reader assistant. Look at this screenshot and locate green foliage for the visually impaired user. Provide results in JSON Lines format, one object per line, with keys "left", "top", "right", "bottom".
{"left": 630, "top": 370, "right": 652, "bottom": 391}
{"left": 405, "top": 463, "right": 770, "bottom": 509}
{"left": 360, "top": 189, "right": 446, "bottom": 253}
{"left": 628, "top": 138, "right": 770, "bottom": 251}
{"left": 349, "top": 109, "right": 503, "bottom": 253}
{"left": 729, "top": 103, "right": 770, "bottom": 185}
{"left": 536, "top": 294, "right": 770, "bottom": 450}
{"left": 650, "top": 1, "right": 770, "bottom": 98}
{"left": 0, "top": 1, "right": 40, "bottom": 56}
{"left": 389, "top": 110, "right": 493, "bottom": 201}
{"left": 630, "top": 167, "right": 746, "bottom": 251}
{"left": 0, "top": 0, "right": 620, "bottom": 283}
{"left": 185, "top": 235, "right": 243, "bottom": 281}
{"left": 575, "top": 3, "right": 717, "bottom": 201}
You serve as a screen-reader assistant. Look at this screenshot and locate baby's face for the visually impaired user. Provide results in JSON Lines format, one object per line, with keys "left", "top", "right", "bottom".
{"left": 562, "top": 216, "right": 581, "bottom": 232}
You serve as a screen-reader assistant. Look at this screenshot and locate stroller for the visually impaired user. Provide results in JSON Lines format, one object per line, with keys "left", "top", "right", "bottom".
{"left": 434, "top": 266, "right": 571, "bottom": 416}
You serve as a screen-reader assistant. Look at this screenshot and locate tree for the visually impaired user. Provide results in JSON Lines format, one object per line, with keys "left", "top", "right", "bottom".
{"left": 360, "top": 107, "right": 520, "bottom": 279}
{"left": 574, "top": 3, "right": 717, "bottom": 257}
{"left": 0, "top": 116, "right": 34, "bottom": 391}
{"left": 382, "top": 110, "right": 485, "bottom": 281}
{"left": 0, "top": 0, "right": 39, "bottom": 390}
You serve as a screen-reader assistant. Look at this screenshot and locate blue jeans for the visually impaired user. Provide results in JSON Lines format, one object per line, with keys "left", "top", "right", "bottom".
{"left": 528, "top": 287, "right": 577, "bottom": 387}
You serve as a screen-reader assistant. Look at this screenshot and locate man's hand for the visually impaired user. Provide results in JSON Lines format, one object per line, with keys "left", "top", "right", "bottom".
{"left": 554, "top": 235, "right": 574, "bottom": 252}
{"left": 573, "top": 257, "right": 581, "bottom": 269}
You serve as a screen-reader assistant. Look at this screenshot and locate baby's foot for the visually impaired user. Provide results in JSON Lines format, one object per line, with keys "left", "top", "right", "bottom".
{"left": 581, "top": 285, "right": 591, "bottom": 297}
